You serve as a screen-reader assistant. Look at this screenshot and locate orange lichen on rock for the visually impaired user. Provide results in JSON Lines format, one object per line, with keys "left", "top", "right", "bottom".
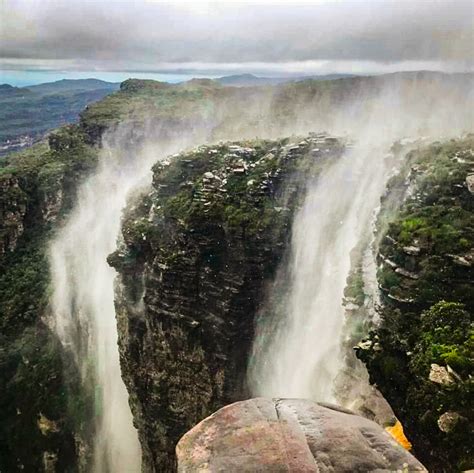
{"left": 386, "top": 420, "right": 412, "bottom": 450}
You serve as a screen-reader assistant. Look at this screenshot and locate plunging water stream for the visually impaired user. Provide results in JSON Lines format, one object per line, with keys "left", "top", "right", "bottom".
{"left": 249, "top": 79, "right": 471, "bottom": 402}
{"left": 50, "top": 136, "right": 149, "bottom": 472}
{"left": 49, "top": 123, "right": 208, "bottom": 472}
{"left": 249, "top": 141, "right": 393, "bottom": 401}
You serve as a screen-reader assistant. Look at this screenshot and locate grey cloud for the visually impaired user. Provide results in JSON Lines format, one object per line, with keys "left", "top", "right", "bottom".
{"left": 1, "top": 0, "right": 473, "bottom": 73}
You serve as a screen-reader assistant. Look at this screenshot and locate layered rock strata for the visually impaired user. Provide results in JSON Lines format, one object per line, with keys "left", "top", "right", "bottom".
{"left": 110, "top": 134, "right": 345, "bottom": 471}
{"left": 357, "top": 136, "right": 474, "bottom": 471}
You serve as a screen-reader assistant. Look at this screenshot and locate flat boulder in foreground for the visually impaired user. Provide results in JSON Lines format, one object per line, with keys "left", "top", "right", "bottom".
{"left": 176, "top": 398, "right": 426, "bottom": 472}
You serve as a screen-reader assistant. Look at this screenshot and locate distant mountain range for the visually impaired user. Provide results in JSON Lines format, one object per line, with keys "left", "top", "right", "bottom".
{"left": 27, "top": 78, "right": 120, "bottom": 94}
{"left": 0, "top": 79, "right": 120, "bottom": 155}
{"left": 215, "top": 73, "right": 356, "bottom": 87}
{"left": 2, "top": 74, "right": 358, "bottom": 156}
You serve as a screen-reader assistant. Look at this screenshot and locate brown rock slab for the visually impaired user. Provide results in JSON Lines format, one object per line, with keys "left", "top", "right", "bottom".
{"left": 176, "top": 398, "right": 426, "bottom": 472}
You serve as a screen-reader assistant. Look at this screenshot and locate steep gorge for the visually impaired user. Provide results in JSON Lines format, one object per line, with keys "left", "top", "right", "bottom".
{"left": 0, "top": 126, "right": 99, "bottom": 471}
{"left": 0, "top": 73, "right": 472, "bottom": 472}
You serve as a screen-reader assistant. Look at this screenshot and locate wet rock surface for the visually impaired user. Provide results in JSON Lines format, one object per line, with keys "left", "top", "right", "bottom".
{"left": 176, "top": 398, "right": 427, "bottom": 472}
{"left": 357, "top": 137, "right": 474, "bottom": 472}
{"left": 110, "top": 134, "right": 345, "bottom": 471}
{"left": 0, "top": 176, "right": 27, "bottom": 255}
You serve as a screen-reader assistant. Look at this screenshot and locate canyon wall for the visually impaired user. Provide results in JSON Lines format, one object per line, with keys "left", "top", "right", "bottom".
{"left": 109, "top": 134, "right": 345, "bottom": 470}
{"left": 357, "top": 136, "right": 474, "bottom": 471}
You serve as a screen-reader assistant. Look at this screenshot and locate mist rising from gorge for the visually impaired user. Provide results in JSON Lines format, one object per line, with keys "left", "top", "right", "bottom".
{"left": 45, "top": 71, "right": 473, "bottom": 471}
{"left": 49, "top": 120, "right": 212, "bottom": 472}
{"left": 247, "top": 73, "right": 473, "bottom": 401}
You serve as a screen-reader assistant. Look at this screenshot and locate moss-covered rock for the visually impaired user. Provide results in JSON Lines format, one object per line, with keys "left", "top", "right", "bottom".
{"left": 109, "top": 134, "right": 345, "bottom": 471}
{"left": 357, "top": 136, "right": 474, "bottom": 472}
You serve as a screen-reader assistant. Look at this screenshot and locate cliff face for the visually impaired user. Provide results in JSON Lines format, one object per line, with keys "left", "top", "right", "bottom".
{"left": 109, "top": 134, "right": 345, "bottom": 471}
{"left": 0, "top": 126, "right": 99, "bottom": 471}
{"left": 2, "top": 74, "right": 472, "bottom": 471}
{"left": 0, "top": 81, "right": 211, "bottom": 471}
{"left": 357, "top": 136, "right": 474, "bottom": 472}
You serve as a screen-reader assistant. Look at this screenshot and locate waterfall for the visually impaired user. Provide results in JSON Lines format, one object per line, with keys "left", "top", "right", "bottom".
{"left": 249, "top": 142, "right": 393, "bottom": 401}
{"left": 49, "top": 123, "right": 208, "bottom": 472}
{"left": 45, "top": 77, "right": 469, "bottom": 469}
{"left": 49, "top": 136, "right": 146, "bottom": 472}
{"left": 248, "top": 75, "right": 472, "bottom": 402}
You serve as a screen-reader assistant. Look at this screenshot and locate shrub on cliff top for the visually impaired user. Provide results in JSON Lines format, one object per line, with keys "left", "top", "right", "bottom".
{"left": 411, "top": 301, "right": 473, "bottom": 376}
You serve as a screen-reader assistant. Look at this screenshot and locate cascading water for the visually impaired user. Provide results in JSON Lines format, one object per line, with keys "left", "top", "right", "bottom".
{"left": 50, "top": 135, "right": 147, "bottom": 472}
{"left": 46, "top": 77, "right": 470, "bottom": 470}
{"left": 249, "top": 141, "right": 393, "bottom": 401}
{"left": 249, "top": 79, "right": 471, "bottom": 402}
{"left": 49, "top": 123, "right": 208, "bottom": 472}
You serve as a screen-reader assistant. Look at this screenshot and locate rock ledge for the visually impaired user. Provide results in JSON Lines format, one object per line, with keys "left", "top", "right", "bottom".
{"left": 176, "top": 398, "right": 426, "bottom": 472}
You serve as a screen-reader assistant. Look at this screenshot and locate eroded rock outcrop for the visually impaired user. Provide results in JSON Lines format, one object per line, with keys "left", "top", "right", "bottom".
{"left": 110, "top": 134, "right": 345, "bottom": 471}
{"left": 176, "top": 398, "right": 426, "bottom": 472}
{"left": 357, "top": 136, "right": 474, "bottom": 471}
{"left": 0, "top": 176, "right": 27, "bottom": 255}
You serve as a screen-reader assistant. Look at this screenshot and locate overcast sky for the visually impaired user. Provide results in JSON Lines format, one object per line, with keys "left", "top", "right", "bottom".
{"left": 1, "top": 0, "right": 473, "bottom": 79}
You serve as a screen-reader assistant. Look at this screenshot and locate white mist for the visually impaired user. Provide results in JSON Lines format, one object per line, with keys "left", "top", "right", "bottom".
{"left": 250, "top": 142, "right": 391, "bottom": 401}
{"left": 48, "top": 123, "right": 207, "bottom": 472}
{"left": 49, "top": 137, "right": 148, "bottom": 472}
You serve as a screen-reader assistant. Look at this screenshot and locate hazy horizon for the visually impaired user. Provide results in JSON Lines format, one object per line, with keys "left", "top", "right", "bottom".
{"left": 1, "top": 0, "right": 473, "bottom": 88}
{"left": 3, "top": 68, "right": 474, "bottom": 89}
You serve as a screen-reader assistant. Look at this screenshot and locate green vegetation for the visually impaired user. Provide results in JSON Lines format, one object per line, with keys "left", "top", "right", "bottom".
{"left": 0, "top": 79, "right": 118, "bottom": 152}
{"left": 358, "top": 136, "right": 474, "bottom": 472}
{"left": 411, "top": 302, "right": 473, "bottom": 376}
{"left": 1, "top": 126, "right": 97, "bottom": 174}
{"left": 0, "top": 125, "right": 98, "bottom": 332}
{"left": 0, "top": 125, "right": 98, "bottom": 471}
{"left": 160, "top": 143, "right": 283, "bottom": 235}
{"left": 79, "top": 79, "right": 222, "bottom": 140}
{"left": 344, "top": 263, "right": 366, "bottom": 307}
{"left": 378, "top": 136, "right": 474, "bottom": 306}
{"left": 0, "top": 326, "right": 92, "bottom": 472}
